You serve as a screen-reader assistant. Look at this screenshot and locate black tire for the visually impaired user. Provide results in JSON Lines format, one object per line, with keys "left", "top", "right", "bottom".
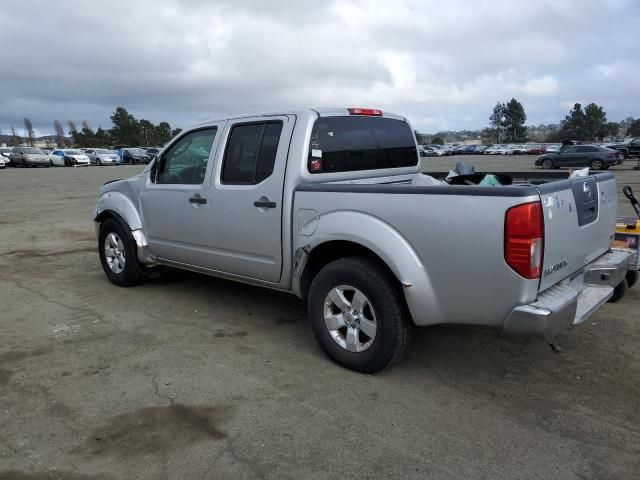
{"left": 608, "top": 279, "right": 628, "bottom": 303}
{"left": 626, "top": 270, "right": 638, "bottom": 288}
{"left": 590, "top": 159, "right": 604, "bottom": 170}
{"left": 308, "top": 256, "right": 412, "bottom": 373}
{"left": 542, "top": 159, "right": 553, "bottom": 169}
{"left": 50, "top": 159, "right": 54, "bottom": 167}
{"left": 98, "top": 159, "right": 102, "bottom": 166}
{"left": 98, "top": 218, "right": 142, "bottom": 287}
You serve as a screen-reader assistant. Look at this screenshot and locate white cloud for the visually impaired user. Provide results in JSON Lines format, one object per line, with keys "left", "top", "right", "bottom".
{"left": 0, "top": 0, "right": 637, "bottom": 134}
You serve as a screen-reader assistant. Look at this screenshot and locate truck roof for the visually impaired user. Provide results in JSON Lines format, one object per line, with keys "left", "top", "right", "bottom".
{"left": 192, "top": 108, "right": 407, "bottom": 127}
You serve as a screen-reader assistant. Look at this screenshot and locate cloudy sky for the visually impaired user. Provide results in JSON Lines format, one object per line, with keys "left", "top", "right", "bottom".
{"left": 0, "top": 0, "right": 638, "bottom": 136}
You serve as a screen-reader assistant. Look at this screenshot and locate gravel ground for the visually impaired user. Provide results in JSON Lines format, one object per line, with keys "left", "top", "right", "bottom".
{"left": 0, "top": 160, "right": 638, "bottom": 479}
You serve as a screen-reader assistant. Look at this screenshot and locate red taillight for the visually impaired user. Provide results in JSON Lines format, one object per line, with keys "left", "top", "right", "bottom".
{"left": 348, "top": 108, "right": 382, "bottom": 116}
{"left": 505, "top": 202, "right": 544, "bottom": 279}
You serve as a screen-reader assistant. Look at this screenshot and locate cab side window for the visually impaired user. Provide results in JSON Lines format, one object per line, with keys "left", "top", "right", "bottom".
{"left": 156, "top": 128, "right": 217, "bottom": 185}
{"left": 221, "top": 121, "right": 283, "bottom": 184}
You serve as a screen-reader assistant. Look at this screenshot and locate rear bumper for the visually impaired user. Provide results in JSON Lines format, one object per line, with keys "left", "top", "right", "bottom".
{"left": 502, "top": 249, "right": 629, "bottom": 341}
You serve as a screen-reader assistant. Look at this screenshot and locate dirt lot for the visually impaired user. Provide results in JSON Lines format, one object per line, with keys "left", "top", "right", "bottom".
{"left": 0, "top": 158, "right": 639, "bottom": 479}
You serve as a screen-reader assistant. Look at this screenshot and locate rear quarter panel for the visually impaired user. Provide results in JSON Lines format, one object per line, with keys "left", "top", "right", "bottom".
{"left": 293, "top": 188, "right": 541, "bottom": 327}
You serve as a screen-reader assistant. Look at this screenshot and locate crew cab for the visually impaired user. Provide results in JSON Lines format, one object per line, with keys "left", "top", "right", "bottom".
{"left": 93, "top": 108, "right": 628, "bottom": 373}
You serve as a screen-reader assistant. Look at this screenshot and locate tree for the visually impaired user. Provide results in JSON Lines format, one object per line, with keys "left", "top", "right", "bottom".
{"left": 604, "top": 122, "right": 620, "bottom": 138}
{"left": 54, "top": 120, "right": 66, "bottom": 147}
{"left": 109, "top": 107, "right": 140, "bottom": 145}
{"left": 155, "top": 121, "right": 173, "bottom": 146}
{"left": 139, "top": 119, "right": 155, "bottom": 146}
{"left": 431, "top": 136, "right": 444, "bottom": 145}
{"left": 171, "top": 127, "right": 182, "bottom": 137}
{"left": 503, "top": 98, "right": 527, "bottom": 142}
{"left": 560, "top": 103, "right": 586, "bottom": 141}
{"left": 489, "top": 102, "right": 506, "bottom": 143}
{"left": 23, "top": 117, "right": 35, "bottom": 146}
{"left": 10, "top": 126, "right": 21, "bottom": 146}
{"left": 626, "top": 119, "right": 640, "bottom": 137}
{"left": 68, "top": 121, "right": 78, "bottom": 138}
{"left": 583, "top": 103, "right": 607, "bottom": 140}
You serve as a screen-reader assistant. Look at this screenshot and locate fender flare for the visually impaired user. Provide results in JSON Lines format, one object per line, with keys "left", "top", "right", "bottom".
{"left": 94, "top": 191, "right": 142, "bottom": 230}
{"left": 294, "top": 210, "right": 442, "bottom": 325}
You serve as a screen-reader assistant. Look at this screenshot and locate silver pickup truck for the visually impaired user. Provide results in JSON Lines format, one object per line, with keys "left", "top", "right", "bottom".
{"left": 93, "top": 108, "right": 628, "bottom": 373}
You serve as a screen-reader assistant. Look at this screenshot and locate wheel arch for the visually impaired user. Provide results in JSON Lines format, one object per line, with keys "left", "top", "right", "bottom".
{"left": 292, "top": 210, "right": 443, "bottom": 325}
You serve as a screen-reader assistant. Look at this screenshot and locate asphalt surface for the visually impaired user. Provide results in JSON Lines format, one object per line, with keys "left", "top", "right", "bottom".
{"left": 0, "top": 158, "right": 639, "bottom": 479}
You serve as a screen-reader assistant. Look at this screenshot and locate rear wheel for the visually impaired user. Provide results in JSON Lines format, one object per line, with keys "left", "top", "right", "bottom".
{"left": 608, "top": 279, "right": 627, "bottom": 303}
{"left": 590, "top": 159, "right": 604, "bottom": 170}
{"left": 98, "top": 218, "right": 142, "bottom": 287}
{"left": 542, "top": 159, "right": 553, "bottom": 169}
{"left": 626, "top": 270, "right": 638, "bottom": 288}
{"left": 308, "top": 257, "right": 412, "bottom": 373}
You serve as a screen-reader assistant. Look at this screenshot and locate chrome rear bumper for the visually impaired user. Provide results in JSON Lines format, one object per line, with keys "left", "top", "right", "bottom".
{"left": 503, "top": 249, "right": 630, "bottom": 341}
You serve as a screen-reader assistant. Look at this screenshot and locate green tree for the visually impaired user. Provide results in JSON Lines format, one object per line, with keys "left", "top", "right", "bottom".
{"left": 155, "top": 121, "right": 173, "bottom": 146}
{"left": 139, "top": 119, "right": 155, "bottom": 146}
{"left": 489, "top": 102, "right": 506, "bottom": 143}
{"left": 583, "top": 103, "right": 607, "bottom": 140}
{"left": 430, "top": 136, "right": 444, "bottom": 145}
{"left": 503, "top": 98, "right": 527, "bottom": 142}
{"left": 627, "top": 119, "right": 640, "bottom": 137}
{"left": 109, "top": 107, "right": 141, "bottom": 145}
{"left": 171, "top": 127, "right": 183, "bottom": 138}
{"left": 560, "top": 103, "right": 586, "bottom": 141}
{"left": 604, "top": 122, "right": 619, "bottom": 138}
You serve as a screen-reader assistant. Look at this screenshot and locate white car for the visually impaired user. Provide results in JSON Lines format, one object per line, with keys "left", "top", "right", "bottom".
{"left": 0, "top": 156, "right": 5, "bottom": 169}
{"left": 484, "top": 145, "right": 505, "bottom": 155}
{"left": 84, "top": 148, "right": 120, "bottom": 166}
{"left": 50, "top": 149, "right": 91, "bottom": 167}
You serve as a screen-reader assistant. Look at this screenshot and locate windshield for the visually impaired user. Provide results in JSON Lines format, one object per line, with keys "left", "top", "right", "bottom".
{"left": 65, "top": 149, "right": 83, "bottom": 155}
{"left": 308, "top": 116, "right": 418, "bottom": 174}
{"left": 24, "top": 148, "right": 43, "bottom": 154}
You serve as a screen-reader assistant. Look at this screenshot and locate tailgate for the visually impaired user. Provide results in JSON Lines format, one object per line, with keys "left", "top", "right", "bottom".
{"left": 537, "top": 173, "right": 617, "bottom": 291}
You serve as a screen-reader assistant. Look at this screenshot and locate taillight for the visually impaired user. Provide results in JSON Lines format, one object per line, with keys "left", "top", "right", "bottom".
{"left": 505, "top": 202, "right": 544, "bottom": 279}
{"left": 348, "top": 108, "right": 382, "bottom": 116}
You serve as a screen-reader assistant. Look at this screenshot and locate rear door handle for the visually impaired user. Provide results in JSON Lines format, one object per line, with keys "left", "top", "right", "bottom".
{"left": 254, "top": 200, "right": 276, "bottom": 209}
{"left": 189, "top": 195, "right": 207, "bottom": 204}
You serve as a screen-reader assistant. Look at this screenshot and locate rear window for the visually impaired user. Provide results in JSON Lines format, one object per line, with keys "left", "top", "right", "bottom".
{"left": 308, "top": 116, "right": 418, "bottom": 174}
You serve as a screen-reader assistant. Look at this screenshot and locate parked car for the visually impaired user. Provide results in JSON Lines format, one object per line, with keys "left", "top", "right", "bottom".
{"left": 93, "top": 107, "right": 628, "bottom": 373}
{"left": 535, "top": 145, "right": 621, "bottom": 170}
{"left": 84, "top": 148, "right": 120, "bottom": 166}
{"left": 0, "top": 147, "right": 11, "bottom": 161}
{"left": 419, "top": 146, "right": 437, "bottom": 157}
{"left": 9, "top": 147, "right": 50, "bottom": 167}
{"left": 484, "top": 145, "right": 505, "bottom": 155}
{"left": 144, "top": 147, "right": 162, "bottom": 162}
{"left": 545, "top": 143, "right": 562, "bottom": 153}
{"left": 117, "top": 148, "right": 152, "bottom": 164}
{"left": 49, "top": 149, "right": 91, "bottom": 167}
{"left": 527, "top": 144, "right": 546, "bottom": 155}
{"left": 0, "top": 156, "right": 5, "bottom": 169}
{"left": 605, "top": 137, "right": 640, "bottom": 159}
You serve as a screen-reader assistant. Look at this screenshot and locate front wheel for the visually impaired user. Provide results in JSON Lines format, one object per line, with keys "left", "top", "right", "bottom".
{"left": 590, "top": 159, "right": 604, "bottom": 170}
{"left": 98, "top": 218, "right": 142, "bottom": 287}
{"left": 542, "top": 159, "right": 553, "bottom": 169}
{"left": 308, "top": 257, "right": 412, "bottom": 373}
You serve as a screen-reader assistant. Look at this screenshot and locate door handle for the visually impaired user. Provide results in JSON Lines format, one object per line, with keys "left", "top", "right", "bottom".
{"left": 189, "top": 195, "right": 207, "bottom": 204}
{"left": 254, "top": 200, "right": 277, "bottom": 209}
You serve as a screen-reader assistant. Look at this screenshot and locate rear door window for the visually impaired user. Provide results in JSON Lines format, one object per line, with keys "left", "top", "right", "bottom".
{"left": 221, "top": 121, "right": 283, "bottom": 184}
{"left": 307, "top": 116, "right": 418, "bottom": 174}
